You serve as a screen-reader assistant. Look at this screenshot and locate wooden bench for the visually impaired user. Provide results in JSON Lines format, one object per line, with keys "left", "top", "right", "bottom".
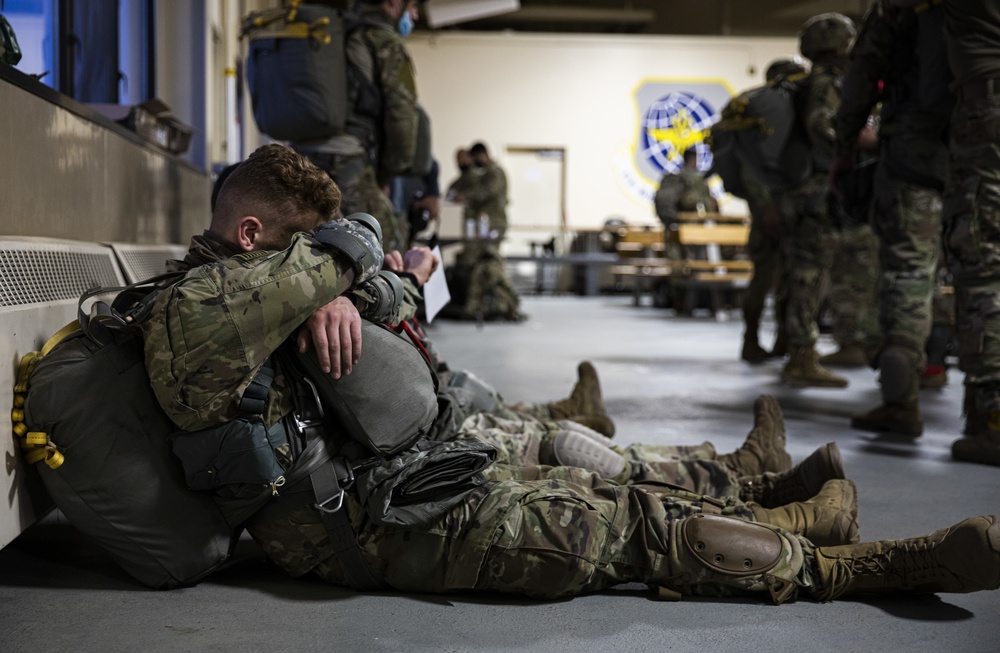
{"left": 613, "top": 214, "right": 753, "bottom": 313}
{"left": 672, "top": 214, "right": 753, "bottom": 316}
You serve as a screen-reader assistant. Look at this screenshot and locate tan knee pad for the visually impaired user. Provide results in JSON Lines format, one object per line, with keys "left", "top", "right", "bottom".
{"left": 664, "top": 514, "right": 802, "bottom": 604}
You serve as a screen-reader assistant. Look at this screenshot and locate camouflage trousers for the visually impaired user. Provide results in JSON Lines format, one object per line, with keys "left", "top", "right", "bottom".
{"left": 944, "top": 95, "right": 1000, "bottom": 411}
{"left": 777, "top": 176, "right": 838, "bottom": 348}
{"left": 743, "top": 213, "right": 786, "bottom": 344}
{"left": 457, "top": 412, "right": 741, "bottom": 498}
{"left": 827, "top": 224, "right": 880, "bottom": 352}
{"left": 301, "top": 151, "right": 407, "bottom": 253}
{"left": 247, "top": 465, "right": 820, "bottom": 602}
{"left": 871, "top": 162, "right": 943, "bottom": 357}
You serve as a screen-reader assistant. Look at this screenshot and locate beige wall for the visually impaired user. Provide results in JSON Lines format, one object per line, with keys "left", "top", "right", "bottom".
{"left": 408, "top": 31, "right": 798, "bottom": 238}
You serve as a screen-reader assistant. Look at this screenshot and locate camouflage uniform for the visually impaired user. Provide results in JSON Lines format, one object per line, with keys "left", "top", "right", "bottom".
{"left": 742, "top": 168, "right": 788, "bottom": 360}
{"left": 446, "top": 162, "right": 522, "bottom": 321}
{"left": 825, "top": 223, "right": 880, "bottom": 355}
{"left": 293, "top": 2, "right": 418, "bottom": 253}
{"left": 943, "top": 0, "right": 1000, "bottom": 464}
{"left": 460, "top": 161, "right": 509, "bottom": 239}
{"left": 835, "top": 0, "right": 951, "bottom": 430}
{"left": 780, "top": 65, "right": 841, "bottom": 352}
{"left": 655, "top": 165, "right": 719, "bottom": 261}
{"left": 142, "top": 226, "right": 841, "bottom": 603}
{"left": 457, "top": 412, "right": 740, "bottom": 497}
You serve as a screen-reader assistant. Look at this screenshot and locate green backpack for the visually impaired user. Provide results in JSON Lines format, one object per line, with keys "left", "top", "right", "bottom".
{"left": 709, "top": 73, "right": 813, "bottom": 196}
{"left": 18, "top": 279, "right": 237, "bottom": 589}
{"left": 241, "top": 2, "right": 388, "bottom": 143}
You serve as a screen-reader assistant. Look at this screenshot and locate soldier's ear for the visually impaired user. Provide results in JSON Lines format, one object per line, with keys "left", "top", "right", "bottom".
{"left": 236, "top": 216, "right": 264, "bottom": 252}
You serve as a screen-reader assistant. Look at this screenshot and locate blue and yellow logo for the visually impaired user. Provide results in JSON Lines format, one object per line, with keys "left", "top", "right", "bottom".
{"left": 614, "top": 79, "right": 733, "bottom": 206}
{"left": 640, "top": 90, "right": 718, "bottom": 176}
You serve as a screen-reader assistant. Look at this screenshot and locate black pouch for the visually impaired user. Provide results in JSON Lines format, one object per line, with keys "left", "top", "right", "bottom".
{"left": 169, "top": 418, "right": 287, "bottom": 491}
{"left": 355, "top": 438, "right": 497, "bottom": 528}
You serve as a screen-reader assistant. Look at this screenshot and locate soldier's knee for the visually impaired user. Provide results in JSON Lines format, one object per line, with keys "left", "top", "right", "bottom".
{"left": 665, "top": 514, "right": 802, "bottom": 604}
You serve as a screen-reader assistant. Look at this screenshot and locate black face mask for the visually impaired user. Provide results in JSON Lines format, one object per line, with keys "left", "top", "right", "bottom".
{"left": 459, "top": 164, "right": 471, "bottom": 172}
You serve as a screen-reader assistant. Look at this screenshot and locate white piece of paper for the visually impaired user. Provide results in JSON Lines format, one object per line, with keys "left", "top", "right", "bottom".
{"left": 422, "top": 245, "right": 451, "bottom": 323}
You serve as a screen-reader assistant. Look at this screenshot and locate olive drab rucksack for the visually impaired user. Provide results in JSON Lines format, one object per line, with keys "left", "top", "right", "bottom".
{"left": 16, "top": 276, "right": 238, "bottom": 589}
{"left": 709, "top": 72, "right": 813, "bottom": 197}
{"left": 240, "top": 1, "right": 388, "bottom": 143}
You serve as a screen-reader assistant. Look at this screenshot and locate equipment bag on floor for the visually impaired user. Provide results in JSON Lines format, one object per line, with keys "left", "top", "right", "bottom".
{"left": 18, "top": 279, "right": 238, "bottom": 589}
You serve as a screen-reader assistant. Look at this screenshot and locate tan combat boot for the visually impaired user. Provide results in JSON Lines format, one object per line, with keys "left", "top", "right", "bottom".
{"left": 750, "top": 479, "right": 859, "bottom": 547}
{"left": 717, "top": 395, "right": 793, "bottom": 476}
{"left": 739, "top": 442, "right": 845, "bottom": 508}
{"left": 818, "top": 344, "right": 871, "bottom": 369}
{"left": 547, "top": 362, "right": 613, "bottom": 436}
{"left": 812, "top": 515, "right": 1000, "bottom": 601}
{"left": 782, "top": 347, "right": 849, "bottom": 388}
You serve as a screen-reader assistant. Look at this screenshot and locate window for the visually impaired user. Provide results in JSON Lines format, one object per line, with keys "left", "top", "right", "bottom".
{"left": 2, "top": 0, "right": 153, "bottom": 102}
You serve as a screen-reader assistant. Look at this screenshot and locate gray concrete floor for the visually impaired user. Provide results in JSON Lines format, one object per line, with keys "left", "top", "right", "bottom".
{"left": 2, "top": 295, "right": 999, "bottom": 653}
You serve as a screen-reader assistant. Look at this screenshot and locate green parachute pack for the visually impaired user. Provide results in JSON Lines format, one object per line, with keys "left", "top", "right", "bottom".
{"left": 17, "top": 277, "right": 238, "bottom": 589}
{"left": 709, "top": 72, "right": 813, "bottom": 197}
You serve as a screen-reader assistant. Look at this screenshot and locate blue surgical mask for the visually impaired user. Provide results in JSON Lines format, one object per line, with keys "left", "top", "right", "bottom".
{"left": 398, "top": 12, "right": 414, "bottom": 38}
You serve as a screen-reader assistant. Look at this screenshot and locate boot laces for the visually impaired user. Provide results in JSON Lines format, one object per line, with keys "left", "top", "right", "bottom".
{"left": 821, "top": 539, "right": 941, "bottom": 600}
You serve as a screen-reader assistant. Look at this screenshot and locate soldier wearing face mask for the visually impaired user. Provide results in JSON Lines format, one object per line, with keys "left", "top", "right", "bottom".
{"left": 291, "top": 0, "right": 422, "bottom": 253}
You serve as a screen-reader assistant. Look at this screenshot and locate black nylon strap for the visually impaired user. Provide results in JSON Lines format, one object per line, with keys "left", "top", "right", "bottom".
{"left": 310, "top": 461, "right": 386, "bottom": 591}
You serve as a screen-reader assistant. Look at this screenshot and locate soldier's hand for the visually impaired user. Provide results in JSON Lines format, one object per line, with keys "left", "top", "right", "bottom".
{"left": 403, "top": 246, "right": 439, "bottom": 286}
{"left": 297, "top": 296, "right": 362, "bottom": 379}
{"left": 383, "top": 249, "right": 405, "bottom": 272}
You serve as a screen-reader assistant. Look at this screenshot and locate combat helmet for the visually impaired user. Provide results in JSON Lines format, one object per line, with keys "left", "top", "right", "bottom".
{"left": 799, "top": 12, "right": 856, "bottom": 62}
{"left": 765, "top": 56, "right": 808, "bottom": 82}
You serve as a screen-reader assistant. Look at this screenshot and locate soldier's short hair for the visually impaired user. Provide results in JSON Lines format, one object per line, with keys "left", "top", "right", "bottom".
{"left": 469, "top": 142, "right": 489, "bottom": 157}
{"left": 213, "top": 144, "right": 342, "bottom": 249}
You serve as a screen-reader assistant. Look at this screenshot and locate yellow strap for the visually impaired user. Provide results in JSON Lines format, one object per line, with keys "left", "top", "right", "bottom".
{"left": 15, "top": 351, "right": 41, "bottom": 386}
{"left": 24, "top": 432, "right": 48, "bottom": 446}
{"left": 251, "top": 22, "right": 332, "bottom": 45}
{"left": 24, "top": 447, "right": 48, "bottom": 464}
{"left": 12, "top": 394, "right": 24, "bottom": 408}
{"left": 12, "top": 422, "right": 28, "bottom": 438}
{"left": 41, "top": 320, "right": 82, "bottom": 356}
{"left": 11, "top": 408, "right": 23, "bottom": 422}
{"left": 45, "top": 448, "right": 64, "bottom": 469}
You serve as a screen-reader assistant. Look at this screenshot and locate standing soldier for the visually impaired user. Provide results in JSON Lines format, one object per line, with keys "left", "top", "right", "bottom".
{"left": 448, "top": 142, "right": 523, "bottom": 321}
{"left": 774, "top": 13, "right": 857, "bottom": 388}
{"left": 459, "top": 142, "right": 510, "bottom": 240}
{"left": 292, "top": 0, "right": 421, "bottom": 253}
{"left": 835, "top": 0, "right": 953, "bottom": 436}
{"left": 740, "top": 58, "right": 807, "bottom": 363}
{"left": 928, "top": 0, "right": 1000, "bottom": 465}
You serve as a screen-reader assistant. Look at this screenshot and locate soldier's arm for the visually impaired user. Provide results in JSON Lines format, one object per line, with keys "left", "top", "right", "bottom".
{"left": 143, "top": 233, "right": 363, "bottom": 430}
{"left": 371, "top": 31, "right": 419, "bottom": 184}
{"left": 804, "top": 73, "right": 840, "bottom": 165}
{"left": 836, "top": 0, "right": 895, "bottom": 155}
